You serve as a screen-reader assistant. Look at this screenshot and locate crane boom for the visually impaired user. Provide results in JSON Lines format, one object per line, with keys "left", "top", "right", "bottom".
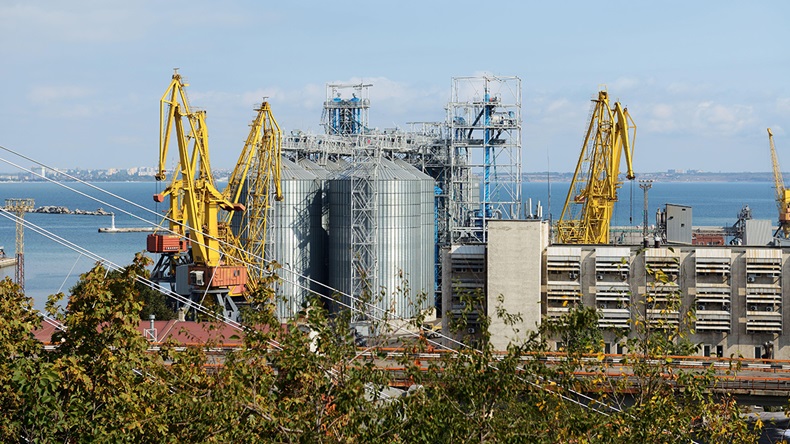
{"left": 555, "top": 91, "right": 636, "bottom": 244}
{"left": 768, "top": 128, "right": 790, "bottom": 239}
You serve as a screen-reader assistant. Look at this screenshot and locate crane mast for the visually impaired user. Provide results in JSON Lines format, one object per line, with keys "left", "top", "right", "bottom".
{"left": 768, "top": 128, "right": 790, "bottom": 239}
{"left": 555, "top": 91, "right": 635, "bottom": 244}
{"left": 5, "top": 198, "right": 34, "bottom": 291}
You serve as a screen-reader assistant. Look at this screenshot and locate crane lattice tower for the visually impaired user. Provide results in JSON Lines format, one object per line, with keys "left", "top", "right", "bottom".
{"left": 5, "top": 198, "right": 34, "bottom": 291}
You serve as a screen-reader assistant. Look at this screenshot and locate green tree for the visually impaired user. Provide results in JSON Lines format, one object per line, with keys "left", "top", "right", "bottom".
{"left": 0, "top": 277, "right": 45, "bottom": 441}
{"left": 0, "top": 254, "right": 764, "bottom": 443}
{"left": 69, "top": 255, "right": 175, "bottom": 321}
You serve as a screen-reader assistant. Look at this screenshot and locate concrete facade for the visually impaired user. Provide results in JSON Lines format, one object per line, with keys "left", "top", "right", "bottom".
{"left": 441, "top": 220, "right": 790, "bottom": 359}
{"left": 487, "top": 220, "right": 549, "bottom": 350}
{"left": 539, "top": 244, "right": 790, "bottom": 359}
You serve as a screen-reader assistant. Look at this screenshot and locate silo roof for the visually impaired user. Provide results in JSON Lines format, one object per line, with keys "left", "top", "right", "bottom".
{"left": 335, "top": 158, "right": 416, "bottom": 180}
{"left": 281, "top": 157, "right": 318, "bottom": 180}
{"left": 297, "top": 158, "right": 330, "bottom": 179}
{"left": 391, "top": 157, "right": 434, "bottom": 181}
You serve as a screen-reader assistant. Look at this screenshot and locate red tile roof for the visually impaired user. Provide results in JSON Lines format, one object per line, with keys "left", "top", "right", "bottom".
{"left": 34, "top": 319, "right": 250, "bottom": 347}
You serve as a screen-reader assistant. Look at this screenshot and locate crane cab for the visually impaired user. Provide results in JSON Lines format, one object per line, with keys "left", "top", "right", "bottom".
{"left": 146, "top": 233, "right": 188, "bottom": 253}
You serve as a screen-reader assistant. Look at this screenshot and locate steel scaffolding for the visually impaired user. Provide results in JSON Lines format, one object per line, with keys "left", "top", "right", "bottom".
{"left": 350, "top": 138, "right": 380, "bottom": 315}
{"left": 447, "top": 76, "right": 522, "bottom": 244}
{"left": 322, "top": 83, "right": 371, "bottom": 136}
{"left": 280, "top": 76, "right": 523, "bottom": 313}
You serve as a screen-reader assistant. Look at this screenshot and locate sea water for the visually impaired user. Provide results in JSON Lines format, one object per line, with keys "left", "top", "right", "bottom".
{"left": 524, "top": 180, "right": 777, "bottom": 227}
{"left": 0, "top": 180, "right": 780, "bottom": 310}
{"left": 0, "top": 181, "right": 165, "bottom": 309}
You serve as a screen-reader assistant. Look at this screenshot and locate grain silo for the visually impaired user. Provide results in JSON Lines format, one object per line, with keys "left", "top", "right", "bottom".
{"left": 393, "top": 157, "right": 437, "bottom": 302}
{"left": 269, "top": 158, "right": 326, "bottom": 319}
{"left": 298, "top": 157, "right": 346, "bottom": 234}
{"left": 327, "top": 158, "right": 433, "bottom": 319}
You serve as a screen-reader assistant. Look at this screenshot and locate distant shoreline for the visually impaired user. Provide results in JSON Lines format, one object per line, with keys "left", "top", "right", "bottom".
{"left": 522, "top": 172, "right": 777, "bottom": 183}
{"left": 0, "top": 172, "right": 780, "bottom": 184}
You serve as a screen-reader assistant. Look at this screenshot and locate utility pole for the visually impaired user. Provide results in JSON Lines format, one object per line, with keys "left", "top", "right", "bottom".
{"left": 5, "top": 198, "right": 34, "bottom": 292}
{"left": 639, "top": 180, "right": 653, "bottom": 242}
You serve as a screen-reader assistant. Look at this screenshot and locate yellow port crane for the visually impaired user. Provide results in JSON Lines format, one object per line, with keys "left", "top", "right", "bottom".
{"left": 148, "top": 71, "right": 283, "bottom": 318}
{"left": 148, "top": 70, "right": 248, "bottom": 315}
{"left": 768, "top": 128, "right": 790, "bottom": 239}
{"left": 221, "top": 101, "right": 283, "bottom": 290}
{"left": 555, "top": 90, "right": 636, "bottom": 244}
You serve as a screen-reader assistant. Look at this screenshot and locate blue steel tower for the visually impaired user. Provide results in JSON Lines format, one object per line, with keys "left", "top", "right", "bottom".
{"left": 447, "top": 76, "right": 522, "bottom": 244}
{"left": 322, "top": 83, "right": 371, "bottom": 136}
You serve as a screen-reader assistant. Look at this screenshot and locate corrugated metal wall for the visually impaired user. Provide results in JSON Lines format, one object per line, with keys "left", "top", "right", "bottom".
{"left": 327, "top": 158, "right": 434, "bottom": 319}
{"left": 269, "top": 158, "right": 325, "bottom": 319}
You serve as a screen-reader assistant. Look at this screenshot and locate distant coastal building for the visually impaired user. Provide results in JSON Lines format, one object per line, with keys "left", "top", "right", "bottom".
{"left": 133, "top": 166, "right": 157, "bottom": 176}
{"left": 31, "top": 166, "right": 46, "bottom": 178}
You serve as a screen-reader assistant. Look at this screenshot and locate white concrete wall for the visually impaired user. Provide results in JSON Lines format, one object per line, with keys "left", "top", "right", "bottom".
{"left": 487, "top": 220, "right": 548, "bottom": 350}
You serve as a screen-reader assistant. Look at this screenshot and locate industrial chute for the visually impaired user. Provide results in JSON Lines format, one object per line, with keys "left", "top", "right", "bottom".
{"left": 555, "top": 90, "right": 636, "bottom": 244}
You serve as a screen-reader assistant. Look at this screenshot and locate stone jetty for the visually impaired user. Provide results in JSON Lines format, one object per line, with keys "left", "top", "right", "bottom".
{"left": 24, "top": 206, "right": 113, "bottom": 216}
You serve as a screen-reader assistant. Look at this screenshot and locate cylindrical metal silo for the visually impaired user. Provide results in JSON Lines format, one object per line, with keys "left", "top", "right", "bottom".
{"left": 326, "top": 164, "right": 353, "bottom": 312}
{"left": 328, "top": 158, "right": 433, "bottom": 320}
{"left": 298, "top": 158, "right": 346, "bottom": 234}
{"left": 393, "top": 157, "right": 437, "bottom": 312}
{"left": 269, "top": 158, "right": 325, "bottom": 320}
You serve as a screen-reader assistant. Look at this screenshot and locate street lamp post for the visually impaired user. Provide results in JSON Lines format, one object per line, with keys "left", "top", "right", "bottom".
{"left": 639, "top": 180, "right": 653, "bottom": 242}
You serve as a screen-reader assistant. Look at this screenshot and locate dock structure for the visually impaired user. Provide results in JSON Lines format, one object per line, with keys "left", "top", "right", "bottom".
{"left": 0, "top": 256, "right": 15, "bottom": 269}
{"left": 97, "top": 213, "right": 156, "bottom": 233}
{"left": 98, "top": 227, "right": 157, "bottom": 233}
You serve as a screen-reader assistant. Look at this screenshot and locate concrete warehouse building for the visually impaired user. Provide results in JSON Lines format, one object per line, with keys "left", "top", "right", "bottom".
{"left": 444, "top": 219, "right": 790, "bottom": 360}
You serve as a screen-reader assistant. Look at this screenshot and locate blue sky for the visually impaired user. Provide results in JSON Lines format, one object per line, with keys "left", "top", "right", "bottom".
{"left": 1, "top": 1, "right": 789, "bottom": 173}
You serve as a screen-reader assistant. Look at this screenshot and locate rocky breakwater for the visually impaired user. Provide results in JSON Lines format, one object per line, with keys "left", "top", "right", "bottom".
{"left": 29, "top": 206, "right": 113, "bottom": 216}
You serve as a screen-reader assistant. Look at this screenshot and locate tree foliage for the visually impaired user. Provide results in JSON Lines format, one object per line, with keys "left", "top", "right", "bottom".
{"left": 0, "top": 254, "right": 764, "bottom": 443}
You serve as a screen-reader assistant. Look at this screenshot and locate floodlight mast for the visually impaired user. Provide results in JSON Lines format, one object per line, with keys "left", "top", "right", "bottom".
{"left": 5, "top": 198, "right": 34, "bottom": 291}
